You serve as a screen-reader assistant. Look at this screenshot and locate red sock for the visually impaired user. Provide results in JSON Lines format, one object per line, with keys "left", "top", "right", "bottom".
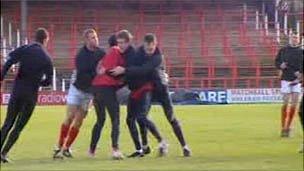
{"left": 58, "top": 124, "right": 70, "bottom": 148}
{"left": 286, "top": 106, "right": 297, "bottom": 129}
{"left": 281, "top": 104, "right": 288, "bottom": 129}
{"left": 64, "top": 126, "right": 79, "bottom": 149}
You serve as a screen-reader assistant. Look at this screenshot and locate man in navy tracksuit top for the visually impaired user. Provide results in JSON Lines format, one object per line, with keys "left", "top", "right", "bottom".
{"left": 106, "top": 31, "right": 164, "bottom": 158}
{"left": 53, "top": 29, "right": 106, "bottom": 159}
{"left": 0, "top": 28, "right": 53, "bottom": 163}
{"left": 111, "top": 33, "right": 191, "bottom": 157}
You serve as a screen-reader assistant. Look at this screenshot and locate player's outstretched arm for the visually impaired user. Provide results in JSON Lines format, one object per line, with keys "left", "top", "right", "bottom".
{"left": 0, "top": 46, "right": 25, "bottom": 81}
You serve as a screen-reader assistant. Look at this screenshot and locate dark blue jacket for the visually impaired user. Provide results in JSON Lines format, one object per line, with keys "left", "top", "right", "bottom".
{"left": 1, "top": 43, "right": 53, "bottom": 93}
{"left": 275, "top": 45, "right": 304, "bottom": 81}
{"left": 121, "top": 45, "right": 142, "bottom": 90}
{"left": 73, "top": 46, "right": 106, "bottom": 92}
{"left": 124, "top": 46, "right": 165, "bottom": 91}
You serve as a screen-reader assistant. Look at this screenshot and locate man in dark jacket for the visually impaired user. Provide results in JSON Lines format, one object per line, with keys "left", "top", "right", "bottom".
{"left": 275, "top": 32, "right": 303, "bottom": 137}
{"left": 111, "top": 33, "right": 191, "bottom": 157}
{"left": 109, "top": 32, "right": 165, "bottom": 158}
{"left": 0, "top": 28, "right": 53, "bottom": 163}
{"left": 53, "top": 29, "right": 105, "bottom": 159}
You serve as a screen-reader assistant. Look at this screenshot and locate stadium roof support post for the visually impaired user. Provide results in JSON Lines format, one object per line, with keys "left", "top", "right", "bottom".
{"left": 264, "top": 15, "right": 269, "bottom": 36}
{"left": 20, "top": 0, "right": 27, "bottom": 45}
{"left": 284, "top": 13, "right": 288, "bottom": 35}
{"left": 8, "top": 22, "right": 12, "bottom": 47}
{"left": 24, "top": 37, "right": 28, "bottom": 45}
{"left": 276, "top": 22, "right": 280, "bottom": 43}
{"left": 53, "top": 67, "right": 57, "bottom": 91}
{"left": 296, "top": 21, "right": 300, "bottom": 38}
{"left": 2, "top": 38, "right": 6, "bottom": 59}
{"left": 0, "top": 16, "right": 3, "bottom": 39}
{"left": 255, "top": 11, "right": 259, "bottom": 30}
{"left": 16, "top": 29, "right": 20, "bottom": 47}
{"left": 275, "top": 0, "right": 279, "bottom": 24}
{"left": 61, "top": 79, "right": 66, "bottom": 92}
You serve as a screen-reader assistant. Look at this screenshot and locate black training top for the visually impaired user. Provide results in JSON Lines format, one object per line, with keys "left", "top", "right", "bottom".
{"left": 1, "top": 42, "right": 54, "bottom": 92}
{"left": 72, "top": 45, "right": 106, "bottom": 93}
{"left": 275, "top": 45, "right": 304, "bottom": 81}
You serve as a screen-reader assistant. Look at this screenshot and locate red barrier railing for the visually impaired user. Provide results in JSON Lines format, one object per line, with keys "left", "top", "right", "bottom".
{"left": 2, "top": 2, "right": 292, "bottom": 91}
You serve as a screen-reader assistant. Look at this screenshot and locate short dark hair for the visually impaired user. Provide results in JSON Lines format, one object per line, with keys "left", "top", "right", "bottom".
{"left": 144, "top": 33, "right": 157, "bottom": 44}
{"left": 108, "top": 34, "right": 117, "bottom": 47}
{"left": 116, "top": 30, "right": 133, "bottom": 42}
{"left": 35, "top": 28, "right": 49, "bottom": 44}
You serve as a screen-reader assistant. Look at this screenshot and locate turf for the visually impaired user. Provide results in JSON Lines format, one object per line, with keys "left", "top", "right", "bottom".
{"left": 0, "top": 104, "right": 303, "bottom": 171}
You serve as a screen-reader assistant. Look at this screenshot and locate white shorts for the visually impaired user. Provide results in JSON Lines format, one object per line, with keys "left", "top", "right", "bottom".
{"left": 280, "top": 80, "right": 302, "bottom": 94}
{"left": 67, "top": 84, "right": 93, "bottom": 111}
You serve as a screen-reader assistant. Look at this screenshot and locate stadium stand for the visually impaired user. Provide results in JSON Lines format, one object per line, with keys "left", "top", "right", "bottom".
{"left": 1, "top": 0, "right": 303, "bottom": 92}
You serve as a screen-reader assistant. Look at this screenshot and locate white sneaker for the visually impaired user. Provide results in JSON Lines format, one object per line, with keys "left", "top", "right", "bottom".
{"left": 53, "top": 146, "right": 63, "bottom": 160}
{"left": 88, "top": 149, "right": 96, "bottom": 158}
{"left": 158, "top": 140, "right": 169, "bottom": 157}
{"left": 183, "top": 145, "right": 192, "bottom": 157}
{"left": 112, "top": 150, "right": 124, "bottom": 160}
{"left": 0, "top": 154, "right": 12, "bottom": 163}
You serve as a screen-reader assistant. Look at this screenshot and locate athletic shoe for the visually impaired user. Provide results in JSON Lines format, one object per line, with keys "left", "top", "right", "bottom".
{"left": 62, "top": 148, "right": 73, "bottom": 158}
{"left": 88, "top": 148, "right": 96, "bottom": 158}
{"left": 183, "top": 146, "right": 192, "bottom": 157}
{"left": 112, "top": 150, "right": 124, "bottom": 160}
{"left": 281, "top": 129, "right": 291, "bottom": 138}
{"left": 158, "top": 140, "right": 169, "bottom": 157}
{"left": 127, "top": 151, "right": 144, "bottom": 158}
{"left": 53, "top": 147, "right": 63, "bottom": 160}
{"left": 143, "top": 146, "right": 151, "bottom": 155}
{"left": 0, "top": 154, "right": 11, "bottom": 163}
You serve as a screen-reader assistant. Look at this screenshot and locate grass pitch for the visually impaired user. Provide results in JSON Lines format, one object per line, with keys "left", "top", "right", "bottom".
{"left": 0, "top": 104, "right": 303, "bottom": 171}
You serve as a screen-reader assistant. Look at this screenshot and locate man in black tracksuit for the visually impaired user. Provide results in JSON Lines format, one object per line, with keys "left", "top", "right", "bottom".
{"left": 0, "top": 28, "right": 53, "bottom": 163}
{"left": 53, "top": 29, "right": 106, "bottom": 159}
{"left": 125, "top": 45, "right": 166, "bottom": 158}
{"left": 275, "top": 32, "right": 303, "bottom": 137}
{"left": 111, "top": 33, "right": 191, "bottom": 157}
